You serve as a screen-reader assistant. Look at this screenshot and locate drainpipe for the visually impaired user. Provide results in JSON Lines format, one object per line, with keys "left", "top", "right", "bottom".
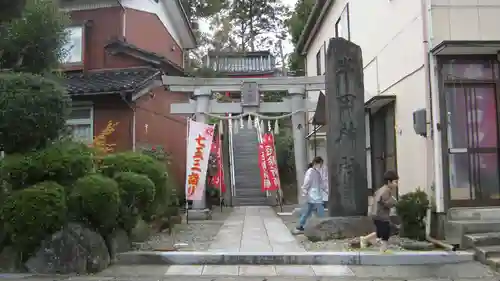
{"left": 421, "top": 0, "right": 450, "bottom": 248}
{"left": 116, "top": 0, "right": 126, "bottom": 38}
{"left": 422, "top": 0, "right": 445, "bottom": 214}
{"left": 132, "top": 111, "right": 136, "bottom": 151}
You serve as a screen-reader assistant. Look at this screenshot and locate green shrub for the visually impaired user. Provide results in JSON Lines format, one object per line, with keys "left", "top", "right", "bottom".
{"left": 68, "top": 174, "right": 120, "bottom": 232}
{"left": 395, "top": 189, "right": 430, "bottom": 241}
{"left": 0, "top": 72, "right": 70, "bottom": 154}
{"left": 0, "top": 141, "right": 94, "bottom": 190}
{"left": 1, "top": 181, "right": 66, "bottom": 257}
{"left": 114, "top": 172, "right": 156, "bottom": 231}
{"left": 114, "top": 172, "right": 156, "bottom": 211}
{"left": 99, "top": 152, "right": 170, "bottom": 219}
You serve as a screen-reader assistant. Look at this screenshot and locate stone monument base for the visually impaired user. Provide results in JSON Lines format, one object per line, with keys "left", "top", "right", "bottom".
{"left": 304, "top": 216, "right": 374, "bottom": 242}
{"left": 186, "top": 209, "right": 212, "bottom": 221}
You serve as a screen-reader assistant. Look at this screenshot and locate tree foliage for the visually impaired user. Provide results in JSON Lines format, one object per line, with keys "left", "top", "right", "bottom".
{"left": 0, "top": 72, "right": 70, "bottom": 153}
{"left": 286, "top": 0, "right": 315, "bottom": 72}
{"left": 229, "top": 0, "right": 289, "bottom": 52}
{"left": 0, "top": 0, "right": 70, "bottom": 73}
{"left": 181, "top": 0, "right": 229, "bottom": 21}
{"left": 184, "top": 0, "right": 290, "bottom": 71}
{"left": 0, "top": 0, "right": 27, "bottom": 22}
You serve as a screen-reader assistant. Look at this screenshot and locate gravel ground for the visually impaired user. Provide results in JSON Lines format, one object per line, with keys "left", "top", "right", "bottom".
{"left": 134, "top": 207, "right": 232, "bottom": 251}
{"left": 276, "top": 205, "right": 431, "bottom": 252}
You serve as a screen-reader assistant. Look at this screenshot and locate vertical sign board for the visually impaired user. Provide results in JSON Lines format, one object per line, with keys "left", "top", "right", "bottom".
{"left": 325, "top": 38, "right": 368, "bottom": 217}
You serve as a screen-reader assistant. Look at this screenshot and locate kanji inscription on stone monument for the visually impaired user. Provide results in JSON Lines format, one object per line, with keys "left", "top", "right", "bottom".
{"left": 326, "top": 38, "right": 368, "bottom": 217}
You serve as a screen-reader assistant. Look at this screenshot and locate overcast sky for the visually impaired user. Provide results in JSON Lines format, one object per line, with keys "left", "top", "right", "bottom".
{"left": 198, "top": 0, "right": 297, "bottom": 56}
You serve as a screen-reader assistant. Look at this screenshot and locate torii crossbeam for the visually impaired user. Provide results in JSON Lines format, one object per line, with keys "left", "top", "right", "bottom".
{"left": 162, "top": 75, "right": 326, "bottom": 209}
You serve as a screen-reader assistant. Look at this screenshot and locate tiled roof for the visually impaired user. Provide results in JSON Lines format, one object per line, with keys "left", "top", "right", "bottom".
{"left": 105, "top": 39, "right": 184, "bottom": 75}
{"left": 205, "top": 51, "right": 276, "bottom": 74}
{"left": 65, "top": 67, "right": 161, "bottom": 95}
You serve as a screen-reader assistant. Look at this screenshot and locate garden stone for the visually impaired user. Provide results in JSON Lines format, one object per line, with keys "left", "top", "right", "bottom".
{"left": 399, "top": 238, "right": 435, "bottom": 251}
{"left": 106, "top": 228, "right": 131, "bottom": 263}
{"left": 305, "top": 216, "right": 374, "bottom": 242}
{"left": 0, "top": 246, "right": 21, "bottom": 272}
{"left": 0, "top": 223, "right": 6, "bottom": 251}
{"left": 25, "top": 223, "right": 110, "bottom": 274}
{"left": 130, "top": 219, "right": 152, "bottom": 242}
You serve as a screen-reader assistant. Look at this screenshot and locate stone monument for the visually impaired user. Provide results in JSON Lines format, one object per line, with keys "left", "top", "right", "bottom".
{"left": 326, "top": 37, "right": 368, "bottom": 217}
{"left": 304, "top": 38, "right": 371, "bottom": 241}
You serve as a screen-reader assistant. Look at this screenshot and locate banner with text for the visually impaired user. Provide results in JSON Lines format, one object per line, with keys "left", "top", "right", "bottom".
{"left": 185, "top": 120, "right": 215, "bottom": 201}
{"left": 258, "top": 133, "right": 281, "bottom": 191}
{"left": 209, "top": 131, "right": 226, "bottom": 193}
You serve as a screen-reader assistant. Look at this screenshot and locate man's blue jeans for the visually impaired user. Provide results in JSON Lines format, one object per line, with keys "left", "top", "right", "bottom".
{"left": 298, "top": 202, "right": 325, "bottom": 228}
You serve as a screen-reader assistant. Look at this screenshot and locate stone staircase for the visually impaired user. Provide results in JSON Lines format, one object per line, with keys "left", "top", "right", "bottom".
{"left": 445, "top": 207, "right": 500, "bottom": 270}
{"left": 231, "top": 126, "right": 268, "bottom": 206}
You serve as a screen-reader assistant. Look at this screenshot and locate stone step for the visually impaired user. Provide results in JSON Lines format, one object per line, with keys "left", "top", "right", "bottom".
{"left": 464, "top": 232, "right": 500, "bottom": 248}
{"left": 485, "top": 256, "right": 500, "bottom": 272}
{"left": 475, "top": 245, "right": 500, "bottom": 264}
{"left": 116, "top": 251, "right": 474, "bottom": 266}
{"left": 233, "top": 198, "right": 269, "bottom": 206}
{"left": 445, "top": 220, "right": 500, "bottom": 246}
{"left": 448, "top": 207, "right": 500, "bottom": 221}
{"left": 235, "top": 190, "right": 263, "bottom": 195}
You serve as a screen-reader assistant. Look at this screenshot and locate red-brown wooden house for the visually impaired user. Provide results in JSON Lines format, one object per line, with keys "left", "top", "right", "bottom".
{"left": 60, "top": 0, "right": 196, "bottom": 190}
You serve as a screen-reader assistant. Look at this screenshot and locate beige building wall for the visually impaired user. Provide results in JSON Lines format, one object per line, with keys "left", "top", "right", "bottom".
{"left": 305, "top": 0, "right": 429, "bottom": 194}
{"left": 431, "top": 0, "right": 500, "bottom": 46}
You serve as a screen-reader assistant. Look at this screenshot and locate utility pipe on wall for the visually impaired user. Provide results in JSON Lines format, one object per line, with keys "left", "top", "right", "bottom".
{"left": 421, "top": 0, "right": 450, "bottom": 250}
{"left": 421, "top": 0, "right": 445, "bottom": 213}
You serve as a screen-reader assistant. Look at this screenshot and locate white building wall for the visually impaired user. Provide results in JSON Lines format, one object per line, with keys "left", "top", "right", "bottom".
{"left": 305, "top": 0, "right": 429, "bottom": 194}
{"left": 121, "top": 0, "right": 182, "bottom": 48}
{"left": 431, "top": 0, "right": 500, "bottom": 46}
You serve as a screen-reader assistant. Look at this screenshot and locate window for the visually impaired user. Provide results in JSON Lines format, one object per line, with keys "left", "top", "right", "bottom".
{"left": 61, "top": 26, "right": 84, "bottom": 64}
{"left": 335, "top": 4, "right": 350, "bottom": 40}
{"left": 67, "top": 106, "right": 93, "bottom": 144}
{"left": 316, "top": 49, "right": 322, "bottom": 76}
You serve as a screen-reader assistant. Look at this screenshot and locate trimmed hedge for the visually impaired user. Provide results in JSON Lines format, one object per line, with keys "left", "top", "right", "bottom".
{"left": 0, "top": 141, "right": 94, "bottom": 190}
{"left": 68, "top": 174, "right": 120, "bottom": 233}
{"left": 99, "top": 152, "right": 170, "bottom": 220}
{"left": 1, "top": 181, "right": 67, "bottom": 257}
{"left": 114, "top": 172, "right": 156, "bottom": 212}
{"left": 0, "top": 72, "right": 70, "bottom": 153}
{"left": 114, "top": 172, "right": 156, "bottom": 231}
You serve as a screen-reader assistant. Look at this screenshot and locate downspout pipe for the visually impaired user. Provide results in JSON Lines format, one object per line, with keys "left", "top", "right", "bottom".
{"left": 421, "top": 0, "right": 453, "bottom": 250}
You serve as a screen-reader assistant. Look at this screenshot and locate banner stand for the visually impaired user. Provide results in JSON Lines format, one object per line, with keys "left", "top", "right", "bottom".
{"left": 185, "top": 200, "right": 189, "bottom": 224}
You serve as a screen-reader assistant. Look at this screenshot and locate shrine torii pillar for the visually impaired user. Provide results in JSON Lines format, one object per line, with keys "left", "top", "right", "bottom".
{"left": 163, "top": 75, "right": 325, "bottom": 210}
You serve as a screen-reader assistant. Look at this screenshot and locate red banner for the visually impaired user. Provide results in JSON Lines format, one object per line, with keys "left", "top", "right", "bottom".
{"left": 209, "top": 132, "right": 226, "bottom": 193}
{"left": 258, "top": 133, "right": 281, "bottom": 191}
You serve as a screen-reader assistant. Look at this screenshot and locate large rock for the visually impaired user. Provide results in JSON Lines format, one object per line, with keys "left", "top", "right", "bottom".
{"left": 304, "top": 216, "right": 374, "bottom": 242}
{"left": 106, "top": 228, "right": 131, "bottom": 263}
{"left": 0, "top": 246, "right": 21, "bottom": 272}
{"left": 25, "top": 223, "right": 110, "bottom": 274}
{"left": 129, "top": 219, "right": 152, "bottom": 242}
{"left": 0, "top": 223, "right": 6, "bottom": 251}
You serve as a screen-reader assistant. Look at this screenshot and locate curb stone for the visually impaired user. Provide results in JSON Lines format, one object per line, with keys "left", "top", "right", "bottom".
{"left": 116, "top": 250, "right": 474, "bottom": 266}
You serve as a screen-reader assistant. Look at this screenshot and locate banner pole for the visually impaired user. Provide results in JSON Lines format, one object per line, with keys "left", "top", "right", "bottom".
{"left": 185, "top": 117, "right": 190, "bottom": 225}
{"left": 219, "top": 123, "right": 224, "bottom": 212}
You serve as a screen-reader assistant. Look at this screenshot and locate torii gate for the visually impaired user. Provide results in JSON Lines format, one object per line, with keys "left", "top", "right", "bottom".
{"left": 162, "top": 75, "right": 325, "bottom": 209}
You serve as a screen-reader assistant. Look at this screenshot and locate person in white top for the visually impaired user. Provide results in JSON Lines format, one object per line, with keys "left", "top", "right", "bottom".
{"left": 292, "top": 156, "right": 328, "bottom": 234}
{"left": 320, "top": 164, "right": 328, "bottom": 208}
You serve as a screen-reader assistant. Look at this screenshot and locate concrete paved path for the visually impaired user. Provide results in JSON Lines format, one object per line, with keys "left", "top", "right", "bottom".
{"left": 100, "top": 262, "right": 497, "bottom": 279}
{"left": 208, "top": 206, "right": 305, "bottom": 252}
